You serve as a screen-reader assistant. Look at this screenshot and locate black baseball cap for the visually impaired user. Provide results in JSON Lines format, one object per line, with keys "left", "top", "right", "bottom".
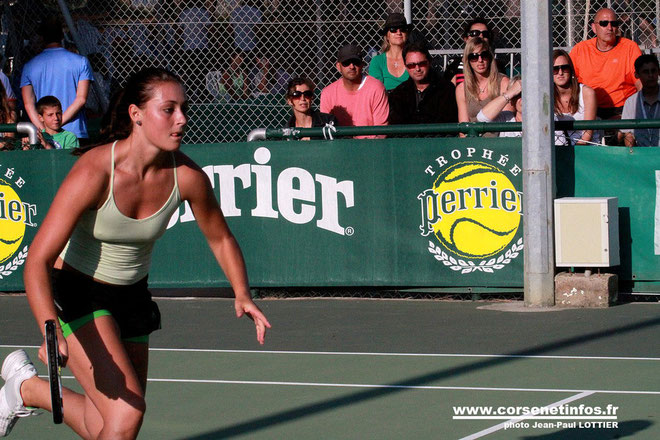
{"left": 337, "top": 44, "right": 364, "bottom": 64}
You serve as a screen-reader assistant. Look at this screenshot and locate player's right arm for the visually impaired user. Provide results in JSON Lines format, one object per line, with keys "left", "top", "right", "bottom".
{"left": 23, "top": 147, "right": 109, "bottom": 363}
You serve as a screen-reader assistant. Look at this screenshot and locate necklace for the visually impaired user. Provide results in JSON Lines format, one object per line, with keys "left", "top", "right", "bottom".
{"left": 478, "top": 83, "right": 487, "bottom": 94}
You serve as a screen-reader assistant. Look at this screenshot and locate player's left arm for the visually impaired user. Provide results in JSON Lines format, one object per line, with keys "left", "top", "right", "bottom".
{"left": 62, "top": 80, "right": 91, "bottom": 126}
{"left": 177, "top": 154, "right": 271, "bottom": 344}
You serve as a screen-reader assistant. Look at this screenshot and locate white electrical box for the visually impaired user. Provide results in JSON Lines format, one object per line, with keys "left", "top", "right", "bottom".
{"left": 554, "top": 197, "right": 620, "bottom": 267}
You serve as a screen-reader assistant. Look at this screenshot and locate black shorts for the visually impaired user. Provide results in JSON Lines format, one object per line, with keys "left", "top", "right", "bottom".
{"left": 51, "top": 268, "right": 161, "bottom": 341}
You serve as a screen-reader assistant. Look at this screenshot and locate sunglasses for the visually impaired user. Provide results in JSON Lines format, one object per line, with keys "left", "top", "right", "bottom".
{"left": 467, "top": 29, "right": 491, "bottom": 39}
{"left": 552, "top": 64, "right": 571, "bottom": 74}
{"left": 597, "top": 20, "right": 621, "bottom": 28}
{"left": 340, "top": 58, "right": 362, "bottom": 67}
{"left": 289, "top": 90, "right": 314, "bottom": 99}
{"left": 388, "top": 26, "right": 409, "bottom": 34}
{"left": 467, "top": 50, "right": 492, "bottom": 62}
{"left": 405, "top": 60, "right": 429, "bottom": 69}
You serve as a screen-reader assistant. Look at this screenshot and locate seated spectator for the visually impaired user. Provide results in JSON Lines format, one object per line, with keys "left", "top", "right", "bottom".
{"left": 0, "top": 82, "right": 17, "bottom": 151}
{"left": 253, "top": 55, "right": 291, "bottom": 97}
{"left": 285, "top": 77, "right": 337, "bottom": 140}
{"left": 369, "top": 13, "right": 411, "bottom": 91}
{"left": 221, "top": 52, "right": 251, "bottom": 101}
{"left": 320, "top": 43, "right": 389, "bottom": 139}
{"left": 552, "top": 49, "right": 600, "bottom": 146}
{"left": 456, "top": 37, "right": 510, "bottom": 137}
{"left": 620, "top": 54, "right": 660, "bottom": 147}
{"left": 388, "top": 41, "right": 457, "bottom": 126}
{"left": 445, "top": 18, "right": 495, "bottom": 86}
{"left": 476, "top": 77, "right": 522, "bottom": 137}
{"left": 35, "top": 95, "right": 80, "bottom": 150}
{"left": 570, "top": 8, "right": 642, "bottom": 121}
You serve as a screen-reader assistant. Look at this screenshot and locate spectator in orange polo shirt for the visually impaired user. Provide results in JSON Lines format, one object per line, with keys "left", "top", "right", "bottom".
{"left": 570, "top": 8, "right": 642, "bottom": 121}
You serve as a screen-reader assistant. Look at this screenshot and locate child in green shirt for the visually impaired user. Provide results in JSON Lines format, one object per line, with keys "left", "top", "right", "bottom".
{"left": 36, "top": 95, "right": 79, "bottom": 149}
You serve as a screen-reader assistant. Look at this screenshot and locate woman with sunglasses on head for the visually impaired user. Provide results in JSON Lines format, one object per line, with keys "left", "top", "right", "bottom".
{"left": 455, "top": 37, "right": 510, "bottom": 137}
{"left": 285, "top": 76, "right": 336, "bottom": 140}
{"left": 368, "top": 13, "right": 411, "bottom": 91}
{"left": 445, "top": 18, "right": 494, "bottom": 86}
{"left": 552, "top": 49, "right": 600, "bottom": 146}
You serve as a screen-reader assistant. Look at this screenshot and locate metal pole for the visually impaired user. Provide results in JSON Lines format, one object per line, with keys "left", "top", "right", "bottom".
{"left": 55, "top": 0, "right": 108, "bottom": 113}
{"left": 583, "top": 0, "right": 591, "bottom": 41}
{"left": 521, "top": 1, "right": 556, "bottom": 307}
{"left": 656, "top": 0, "right": 660, "bottom": 49}
{"left": 404, "top": 0, "right": 412, "bottom": 24}
{"left": 566, "top": 0, "right": 574, "bottom": 47}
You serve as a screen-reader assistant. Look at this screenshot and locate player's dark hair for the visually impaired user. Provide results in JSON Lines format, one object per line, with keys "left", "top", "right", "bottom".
{"left": 75, "top": 67, "right": 184, "bottom": 155}
{"left": 634, "top": 54, "right": 660, "bottom": 73}
{"left": 36, "top": 95, "right": 62, "bottom": 115}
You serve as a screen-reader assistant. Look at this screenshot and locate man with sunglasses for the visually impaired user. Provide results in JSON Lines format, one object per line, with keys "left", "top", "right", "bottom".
{"left": 388, "top": 41, "right": 457, "bottom": 126}
{"left": 570, "top": 8, "right": 642, "bottom": 123}
{"left": 320, "top": 44, "right": 389, "bottom": 139}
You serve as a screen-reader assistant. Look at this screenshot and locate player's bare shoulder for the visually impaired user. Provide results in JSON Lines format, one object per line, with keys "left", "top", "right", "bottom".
{"left": 173, "top": 150, "right": 213, "bottom": 199}
{"left": 62, "top": 143, "right": 112, "bottom": 198}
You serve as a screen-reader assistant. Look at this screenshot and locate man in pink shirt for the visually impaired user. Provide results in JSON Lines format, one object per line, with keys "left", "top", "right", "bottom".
{"left": 320, "top": 44, "right": 389, "bottom": 139}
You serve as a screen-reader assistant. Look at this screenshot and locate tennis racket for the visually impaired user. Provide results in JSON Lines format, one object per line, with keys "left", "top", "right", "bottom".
{"left": 45, "top": 320, "right": 63, "bottom": 424}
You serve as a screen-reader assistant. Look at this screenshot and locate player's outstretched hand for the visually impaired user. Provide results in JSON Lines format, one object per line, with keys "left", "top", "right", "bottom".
{"left": 235, "top": 298, "right": 271, "bottom": 345}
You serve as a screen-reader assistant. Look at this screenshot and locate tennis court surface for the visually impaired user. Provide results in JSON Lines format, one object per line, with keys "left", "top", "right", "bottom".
{"left": 1, "top": 295, "right": 658, "bottom": 439}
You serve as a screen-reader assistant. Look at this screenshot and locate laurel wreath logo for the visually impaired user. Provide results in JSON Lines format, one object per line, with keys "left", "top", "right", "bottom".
{"left": 0, "top": 245, "right": 28, "bottom": 279}
{"left": 428, "top": 238, "right": 523, "bottom": 274}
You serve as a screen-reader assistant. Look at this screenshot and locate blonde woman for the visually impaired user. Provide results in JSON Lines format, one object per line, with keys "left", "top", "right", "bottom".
{"left": 455, "top": 37, "right": 510, "bottom": 136}
{"left": 368, "top": 13, "right": 411, "bottom": 91}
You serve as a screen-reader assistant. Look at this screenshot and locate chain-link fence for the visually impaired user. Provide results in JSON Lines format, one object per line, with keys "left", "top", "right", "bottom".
{"left": 1, "top": 1, "right": 659, "bottom": 144}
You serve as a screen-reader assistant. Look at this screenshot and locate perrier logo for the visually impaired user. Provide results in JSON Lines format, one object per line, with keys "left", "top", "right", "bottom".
{"left": 418, "top": 147, "right": 524, "bottom": 274}
{"left": 0, "top": 174, "right": 37, "bottom": 279}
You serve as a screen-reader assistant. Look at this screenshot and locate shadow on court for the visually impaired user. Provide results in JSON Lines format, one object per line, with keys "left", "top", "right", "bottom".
{"left": 180, "top": 316, "right": 660, "bottom": 439}
{"left": 520, "top": 420, "right": 652, "bottom": 439}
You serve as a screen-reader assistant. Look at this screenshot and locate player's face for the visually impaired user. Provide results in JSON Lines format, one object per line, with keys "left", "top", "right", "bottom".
{"left": 39, "top": 106, "right": 62, "bottom": 131}
{"left": 337, "top": 59, "right": 363, "bottom": 82}
{"left": 405, "top": 51, "right": 430, "bottom": 84}
{"left": 637, "top": 62, "right": 659, "bottom": 89}
{"left": 592, "top": 9, "right": 618, "bottom": 45}
{"left": 138, "top": 81, "right": 188, "bottom": 151}
{"left": 288, "top": 84, "right": 313, "bottom": 113}
{"left": 553, "top": 55, "right": 572, "bottom": 87}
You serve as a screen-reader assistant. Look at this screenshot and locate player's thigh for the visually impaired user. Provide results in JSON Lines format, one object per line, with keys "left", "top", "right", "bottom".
{"left": 123, "top": 341, "right": 149, "bottom": 393}
{"left": 65, "top": 315, "right": 147, "bottom": 414}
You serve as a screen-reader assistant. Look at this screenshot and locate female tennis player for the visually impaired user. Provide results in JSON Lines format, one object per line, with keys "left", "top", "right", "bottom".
{"left": 0, "top": 67, "right": 271, "bottom": 439}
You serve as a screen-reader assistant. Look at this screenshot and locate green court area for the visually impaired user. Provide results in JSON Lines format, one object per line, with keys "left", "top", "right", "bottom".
{"left": 0, "top": 296, "right": 658, "bottom": 439}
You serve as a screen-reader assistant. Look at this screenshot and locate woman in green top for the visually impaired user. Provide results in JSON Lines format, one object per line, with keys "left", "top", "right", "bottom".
{"left": 368, "top": 13, "right": 411, "bottom": 91}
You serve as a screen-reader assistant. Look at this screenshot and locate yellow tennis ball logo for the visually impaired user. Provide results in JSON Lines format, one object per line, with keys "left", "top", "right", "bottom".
{"left": 0, "top": 178, "right": 26, "bottom": 264}
{"left": 432, "top": 161, "right": 521, "bottom": 259}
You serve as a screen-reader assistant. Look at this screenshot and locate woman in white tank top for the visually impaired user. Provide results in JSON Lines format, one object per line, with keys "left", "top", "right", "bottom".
{"left": 552, "top": 49, "right": 601, "bottom": 146}
{"left": 3, "top": 68, "right": 271, "bottom": 439}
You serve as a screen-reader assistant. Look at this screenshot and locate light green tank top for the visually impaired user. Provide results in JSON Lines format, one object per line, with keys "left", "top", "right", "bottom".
{"left": 60, "top": 141, "right": 181, "bottom": 285}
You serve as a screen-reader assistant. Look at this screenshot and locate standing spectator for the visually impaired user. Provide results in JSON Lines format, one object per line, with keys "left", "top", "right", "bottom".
{"left": 368, "top": 13, "right": 411, "bottom": 91}
{"left": 177, "top": 0, "right": 212, "bottom": 102}
{"left": 455, "top": 37, "right": 510, "bottom": 136}
{"left": 620, "top": 54, "right": 660, "bottom": 147}
{"left": 20, "top": 17, "right": 93, "bottom": 139}
{"left": 552, "top": 49, "right": 600, "bottom": 146}
{"left": 570, "top": 8, "right": 641, "bottom": 120}
{"left": 320, "top": 44, "right": 389, "bottom": 139}
{"left": 285, "top": 76, "right": 337, "bottom": 140}
{"left": 231, "top": 0, "right": 262, "bottom": 54}
{"left": 388, "top": 41, "right": 457, "bottom": 125}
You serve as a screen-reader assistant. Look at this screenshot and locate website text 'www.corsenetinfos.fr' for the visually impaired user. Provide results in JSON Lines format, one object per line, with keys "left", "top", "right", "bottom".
{"left": 452, "top": 404, "right": 619, "bottom": 430}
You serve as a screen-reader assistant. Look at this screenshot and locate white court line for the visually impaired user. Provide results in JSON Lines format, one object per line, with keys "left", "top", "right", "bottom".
{"left": 44, "top": 376, "right": 659, "bottom": 395}
{"left": 4, "top": 345, "right": 660, "bottom": 361}
{"left": 459, "top": 391, "right": 594, "bottom": 440}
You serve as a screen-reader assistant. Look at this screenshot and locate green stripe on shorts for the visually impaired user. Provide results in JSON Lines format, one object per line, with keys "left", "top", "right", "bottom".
{"left": 59, "top": 310, "right": 149, "bottom": 343}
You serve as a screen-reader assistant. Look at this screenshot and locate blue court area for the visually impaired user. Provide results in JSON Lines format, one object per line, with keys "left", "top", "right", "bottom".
{"left": 1, "top": 296, "right": 658, "bottom": 439}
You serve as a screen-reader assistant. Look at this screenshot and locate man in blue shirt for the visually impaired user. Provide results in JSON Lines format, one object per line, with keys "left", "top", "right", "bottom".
{"left": 20, "top": 17, "right": 94, "bottom": 139}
